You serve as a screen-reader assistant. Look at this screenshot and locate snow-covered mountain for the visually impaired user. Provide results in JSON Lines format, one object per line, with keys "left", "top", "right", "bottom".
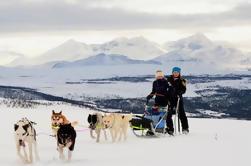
{"left": 6, "top": 34, "right": 251, "bottom": 71}
{"left": 41, "top": 39, "right": 93, "bottom": 62}
{"left": 155, "top": 33, "right": 249, "bottom": 70}
{"left": 91, "top": 37, "right": 167, "bottom": 60}
{"left": 8, "top": 37, "right": 166, "bottom": 66}
{"left": 8, "top": 39, "right": 94, "bottom": 66}
{"left": 52, "top": 53, "right": 161, "bottom": 68}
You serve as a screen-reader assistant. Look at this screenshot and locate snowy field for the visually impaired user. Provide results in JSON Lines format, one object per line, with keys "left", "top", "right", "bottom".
{"left": 0, "top": 65, "right": 251, "bottom": 99}
{"left": 1, "top": 102, "right": 251, "bottom": 166}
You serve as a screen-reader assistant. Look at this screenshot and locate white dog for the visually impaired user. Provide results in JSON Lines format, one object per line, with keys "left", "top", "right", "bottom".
{"left": 103, "top": 113, "right": 132, "bottom": 142}
{"left": 14, "top": 118, "right": 40, "bottom": 164}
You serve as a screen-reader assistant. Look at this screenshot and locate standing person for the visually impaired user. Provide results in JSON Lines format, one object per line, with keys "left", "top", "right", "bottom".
{"left": 167, "top": 67, "right": 189, "bottom": 134}
{"left": 146, "top": 70, "right": 174, "bottom": 135}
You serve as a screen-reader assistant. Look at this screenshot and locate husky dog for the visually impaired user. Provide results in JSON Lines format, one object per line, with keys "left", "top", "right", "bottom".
{"left": 51, "top": 110, "right": 70, "bottom": 137}
{"left": 14, "top": 118, "right": 40, "bottom": 164}
{"left": 57, "top": 123, "right": 76, "bottom": 162}
{"left": 103, "top": 113, "right": 132, "bottom": 142}
{"left": 87, "top": 113, "right": 107, "bottom": 143}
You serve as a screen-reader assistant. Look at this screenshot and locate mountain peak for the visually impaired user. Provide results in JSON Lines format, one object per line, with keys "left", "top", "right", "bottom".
{"left": 130, "top": 36, "right": 151, "bottom": 43}
{"left": 164, "top": 33, "right": 213, "bottom": 51}
{"left": 61, "top": 39, "right": 87, "bottom": 47}
{"left": 184, "top": 33, "right": 212, "bottom": 44}
{"left": 112, "top": 37, "right": 129, "bottom": 43}
{"left": 191, "top": 33, "right": 208, "bottom": 39}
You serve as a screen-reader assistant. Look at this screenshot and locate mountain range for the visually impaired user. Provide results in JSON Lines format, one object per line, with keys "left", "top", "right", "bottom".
{"left": 155, "top": 34, "right": 249, "bottom": 70}
{"left": 4, "top": 33, "right": 251, "bottom": 71}
{"left": 52, "top": 53, "right": 161, "bottom": 68}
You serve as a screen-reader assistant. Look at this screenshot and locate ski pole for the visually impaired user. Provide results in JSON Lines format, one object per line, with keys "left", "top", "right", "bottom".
{"left": 174, "top": 97, "right": 180, "bottom": 134}
{"left": 177, "top": 97, "right": 181, "bottom": 133}
{"left": 174, "top": 107, "right": 177, "bottom": 134}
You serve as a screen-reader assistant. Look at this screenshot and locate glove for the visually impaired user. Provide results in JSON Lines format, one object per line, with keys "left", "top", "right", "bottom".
{"left": 146, "top": 95, "right": 152, "bottom": 100}
{"left": 176, "top": 90, "right": 183, "bottom": 97}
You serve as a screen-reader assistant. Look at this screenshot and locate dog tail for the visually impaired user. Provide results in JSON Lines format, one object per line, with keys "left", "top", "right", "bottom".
{"left": 124, "top": 113, "right": 133, "bottom": 121}
{"left": 128, "top": 113, "right": 133, "bottom": 120}
{"left": 71, "top": 121, "right": 78, "bottom": 127}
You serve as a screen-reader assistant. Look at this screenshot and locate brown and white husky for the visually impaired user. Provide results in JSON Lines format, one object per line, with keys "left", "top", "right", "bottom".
{"left": 51, "top": 110, "right": 78, "bottom": 137}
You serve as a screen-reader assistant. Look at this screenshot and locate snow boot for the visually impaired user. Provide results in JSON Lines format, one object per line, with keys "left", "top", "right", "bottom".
{"left": 182, "top": 129, "right": 189, "bottom": 135}
{"left": 165, "top": 128, "right": 174, "bottom": 136}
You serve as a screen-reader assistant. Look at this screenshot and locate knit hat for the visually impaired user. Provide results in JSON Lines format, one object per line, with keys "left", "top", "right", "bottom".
{"left": 172, "top": 67, "right": 181, "bottom": 74}
{"left": 155, "top": 70, "right": 164, "bottom": 78}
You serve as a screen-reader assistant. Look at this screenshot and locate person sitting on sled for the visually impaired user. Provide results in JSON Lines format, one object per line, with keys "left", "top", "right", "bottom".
{"left": 146, "top": 70, "right": 174, "bottom": 135}
{"left": 167, "top": 67, "right": 189, "bottom": 134}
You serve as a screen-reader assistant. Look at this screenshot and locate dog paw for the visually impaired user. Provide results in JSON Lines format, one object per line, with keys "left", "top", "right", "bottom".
{"left": 21, "top": 158, "right": 29, "bottom": 164}
{"left": 59, "top": 155, "right": 65, "bottom": 160}
{"left": 35, "top": 157, "right": 40, "bottom": 162}
{"left": 23, "top": 160, "right": 32, "bottom": 164}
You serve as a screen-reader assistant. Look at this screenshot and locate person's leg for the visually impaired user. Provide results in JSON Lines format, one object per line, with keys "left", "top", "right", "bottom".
{"left": 178, "top": 98, "right": 189, "bottom": 131}
{"left": 166, "top": 110, "right": 174, "bottom": 135}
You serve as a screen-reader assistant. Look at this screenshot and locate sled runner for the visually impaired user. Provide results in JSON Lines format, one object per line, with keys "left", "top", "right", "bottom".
{"left": 130, "top": 103, "right": 168, "bottom": 138}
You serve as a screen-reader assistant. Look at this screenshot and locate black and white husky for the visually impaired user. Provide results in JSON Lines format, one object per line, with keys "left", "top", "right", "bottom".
{"left": 57, "top": 123, "right": 76, "bottom": 162}
{"left": 88, "top": 113, "right": 107, "bottom": 143}
{"left": 14, "top": 118, "right": 40, "bottom": 164}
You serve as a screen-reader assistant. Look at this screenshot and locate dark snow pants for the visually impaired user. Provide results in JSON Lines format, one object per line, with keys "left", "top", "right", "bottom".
{"left": 170, "top": 97, "right": 189, "bottom": 130}
{"left": 166, "top": 110, "right": 174, "bottom": 132}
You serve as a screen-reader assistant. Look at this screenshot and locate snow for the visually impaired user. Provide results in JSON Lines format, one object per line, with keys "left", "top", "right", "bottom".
{"left": 1, "top": 101, "right": 251, "bottom": 166}
{"left": 52, "top": 53, "right": 160, "bottom": 68}
{"left": 8, "top": 36, "right": 166, "bottom": 66}
{"left": 187, "top": 77, "right": 251, "bottom": 98}
{"left": 0, "top": 66, "right": 251, "bottom": 100}
{"left": 92, "top": 36, "right": 166, "bottom": 60}
{"left": 155, "top": 33, "right": 248, "bottom": 70}
{"left": 197, "top": 109, "right": 229, "bottom": 117}
{"left": 6, "top": 34, "right": 251, "bottom": 70}
{"left": 9, "top": 39, "right": 94, "bottom": 66}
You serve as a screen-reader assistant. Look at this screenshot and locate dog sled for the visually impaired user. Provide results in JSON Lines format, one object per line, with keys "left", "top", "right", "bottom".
{"left": 130, "top": 102, "right": 169, "bottom": 138}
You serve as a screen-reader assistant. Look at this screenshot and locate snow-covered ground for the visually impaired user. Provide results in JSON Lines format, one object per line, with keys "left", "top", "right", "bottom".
{"left": 0, "top": 65, "right": 251, "bottom": 100}
{"left": 1, "top": 102, "right": 251, "bottom": 166}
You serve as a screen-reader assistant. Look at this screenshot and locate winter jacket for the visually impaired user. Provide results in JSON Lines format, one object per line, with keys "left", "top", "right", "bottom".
{"left": 167, "top": 75, "right": 187, "bottom": 97}
{"left": 148, "top": 78, "right": 171, "bottom": 106}
{"left": 167, "top": 75, "right": 189, "bottom": 129}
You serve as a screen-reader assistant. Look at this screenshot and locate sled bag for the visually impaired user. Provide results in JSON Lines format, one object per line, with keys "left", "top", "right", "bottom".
{"left": 130, "top": 117, "right": 153, "bottom": 130}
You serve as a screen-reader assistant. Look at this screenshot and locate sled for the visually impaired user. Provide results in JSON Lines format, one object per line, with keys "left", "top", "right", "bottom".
{"left": 130, "top": 105, "right": 168, "bottom": 138}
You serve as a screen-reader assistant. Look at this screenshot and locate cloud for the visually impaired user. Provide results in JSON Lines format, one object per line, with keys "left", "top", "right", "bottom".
{"left": 0, "top": 1, "right": 251, "bottom": 32}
